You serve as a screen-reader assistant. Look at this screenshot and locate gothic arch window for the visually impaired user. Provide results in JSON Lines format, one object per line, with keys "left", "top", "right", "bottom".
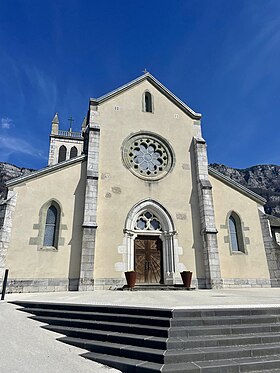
{"left": 58, "top": 145, "right": 67, "bottom": 163}
{"left": 43, "top": 205, "right": 59, "bottom": 247}
{"left": 37, "top": 200, "right": 61, "bottom": 250}
{"left": 228, "top": 212, "right": 245, "bottom": 253}
{"left": 143, "top": 91, "right": 153, "bottom": 113}
{"left": 135, "top": 211, "right": 162, "bottom": 231}
{"left": 70, "top": 146, "right": 78, "bottom": 159}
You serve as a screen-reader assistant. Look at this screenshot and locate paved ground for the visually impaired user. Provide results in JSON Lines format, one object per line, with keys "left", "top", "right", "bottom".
{"left": 3, "top": 288, "right": 280, "bottom": 372}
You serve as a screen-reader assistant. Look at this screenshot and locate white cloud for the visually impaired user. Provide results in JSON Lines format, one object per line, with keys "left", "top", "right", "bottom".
{"left": 0, "top": 135, "right": 47, "bottom": 160}
{"left": 1, "top": 117, "right": 13, "bottom": 129}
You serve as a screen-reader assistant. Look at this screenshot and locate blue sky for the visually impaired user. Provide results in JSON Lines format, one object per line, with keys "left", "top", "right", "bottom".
{"left": 0, "top": 0, "right": 280, "bottom": 170}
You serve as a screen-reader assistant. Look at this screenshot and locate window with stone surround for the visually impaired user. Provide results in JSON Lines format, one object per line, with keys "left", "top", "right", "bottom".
{"left": 43, "top": 205, "right": 58, "bottom": 246}
{"left": 228, "top": 212, "right": 245, "bottom": 253}
{"left": 142, "top": 91, "right": 154, "bottom": 113}
{"left": 39, "top": 200, "right": 61, "bottom": 250}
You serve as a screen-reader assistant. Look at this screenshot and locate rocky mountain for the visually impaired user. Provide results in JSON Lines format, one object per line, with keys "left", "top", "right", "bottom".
{"left": 210, "top": 163, "right": 280, "bottom": 217}
{"left": 0, "top": 161, "right": 280, "bottom": 217}
{"left": 0, "top": 162, "right": 34, "bottom": 200}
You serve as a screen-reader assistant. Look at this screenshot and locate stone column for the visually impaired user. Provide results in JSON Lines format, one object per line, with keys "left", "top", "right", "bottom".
{"left": 193, "top": 137, "right": 222, "bottom": 289}
{"left": 79, "top": 108, "right": 100, "bottom": 291}
{"left": 162, "top": 232, "right": 175, "bottom": 285}
{"left": 0, "top": 191, "right": 17, "bottom": 290}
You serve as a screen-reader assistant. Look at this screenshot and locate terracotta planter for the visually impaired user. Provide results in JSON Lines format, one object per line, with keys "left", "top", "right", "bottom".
{"left": 180, "top": 271, "right": 192, "bottom": 288}
{"left": 125, "top": 271, "right": 137, "bottom": 288}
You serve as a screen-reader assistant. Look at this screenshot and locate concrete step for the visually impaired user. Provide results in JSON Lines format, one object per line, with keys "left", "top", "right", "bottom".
{"left": 20, "top": 307, "right": 171, "bottom": 327}
{"left": 30, "top": 315, "right": 169, "bottom": 337}
{"left": 59, "top": 336, "right": 165, "bottom": 364}
{"left": 167, "top": 332, "right": 280, "bottom": 349}
{"left": 169, "top": 322, "right": 280, "bottom": 337}
{"left": 12, "top": 300, "right": 172, "bottom": 317}
{"left": 82, "top": 352, "right": 164, "bottom": 372}
{"left": 43, "top": 324, "right": 167, "bottom": 349}
{"left": 171, "top": 314, "right": 280, "bottom": 327}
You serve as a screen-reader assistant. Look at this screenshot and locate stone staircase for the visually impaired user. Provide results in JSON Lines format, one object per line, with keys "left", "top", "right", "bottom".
{"left": 11, "top": 301, "right": 280, "bottom": 372}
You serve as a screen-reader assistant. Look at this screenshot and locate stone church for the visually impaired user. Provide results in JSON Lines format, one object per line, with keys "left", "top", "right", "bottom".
{"left": 1, "top": 73, "right": 279, "bottom": 293}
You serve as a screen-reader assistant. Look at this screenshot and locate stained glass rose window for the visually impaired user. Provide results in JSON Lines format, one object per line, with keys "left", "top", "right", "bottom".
{"left": 122, "top": 132, "right": 174, "bottom": 180}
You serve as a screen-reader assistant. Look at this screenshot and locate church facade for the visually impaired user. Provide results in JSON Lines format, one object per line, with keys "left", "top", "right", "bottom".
{"left": 0, "top": 73, "right": 278, "bottom": 293}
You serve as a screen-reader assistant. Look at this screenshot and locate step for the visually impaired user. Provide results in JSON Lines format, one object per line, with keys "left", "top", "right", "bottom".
{"left": 43, "top": 325, "right": 167, "bottom": 349}
{"left": 173, "top": 308, "right": 280, "bottom": 318}
{"left": 59, "top": 336, "right": 165, "bottom": 364}
{"left": 12, "top": 301, "right": 172, "bottom": 318}
{"left": 171, "top": 314, "right": 280, "bottom": 327}
{"left": 82, "top": 352, "right": 165, "bottom": 372}
{"left": 169, "top": 322, "right": 280, "bottom": 337}
{"left": 83, "top": 352, "right": 280, "bottom": 372}
{"left": 20, "top": 307, "right": 171, "bottom": 327}
{"left": 30, "top": 315, "right": 169, "bottom": 337}
{"left": 164, "top": 343, "right": 280, "bottom": 364}
{"left": 167, "top": 332, "right": 280, "bottom": 349}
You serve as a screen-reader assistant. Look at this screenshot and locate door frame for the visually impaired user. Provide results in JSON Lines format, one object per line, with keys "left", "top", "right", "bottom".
{"left": 123, "top": 199, "right": 177, "bottom": 285}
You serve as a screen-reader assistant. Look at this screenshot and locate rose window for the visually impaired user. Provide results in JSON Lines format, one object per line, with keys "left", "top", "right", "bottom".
{"left": 122, "top": 132, "right": 174, "bottom": 180}
{"left": 135, "top": 211, "right": 162, "bottom": 231}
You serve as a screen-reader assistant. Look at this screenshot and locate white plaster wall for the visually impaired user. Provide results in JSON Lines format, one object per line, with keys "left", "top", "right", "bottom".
{"left": 6, "top": 161, "right": 86, "bottom": 279}
{"left": 93, "top": 80, "right": 205, "bottom": 280}
{"left": 210, "top": 175, "right": 270, "bottom": 280}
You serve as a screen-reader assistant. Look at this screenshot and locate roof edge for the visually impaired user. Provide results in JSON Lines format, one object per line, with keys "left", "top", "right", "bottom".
{"left": 208, "top": 166, "right": 266, "bottom": 205}
{"left": 90, "top": 73, "right": 202, "bottom": 120}
{"left": 6, "top": 155, "right": 86, "bottom": 187}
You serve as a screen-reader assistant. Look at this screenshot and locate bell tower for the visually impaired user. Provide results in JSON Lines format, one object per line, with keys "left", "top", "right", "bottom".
{"left": 48, "top": 113, "right": 85, "bottom": 166}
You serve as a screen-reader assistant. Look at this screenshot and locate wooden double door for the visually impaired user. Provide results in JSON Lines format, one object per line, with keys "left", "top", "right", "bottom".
{"left": 134, "top": 236, "right": 163, "bottom": 284}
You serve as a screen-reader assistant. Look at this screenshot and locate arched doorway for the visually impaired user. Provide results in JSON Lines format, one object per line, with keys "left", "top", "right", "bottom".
{"left": 124, "top": 199, "right": 176, "bottom": 285}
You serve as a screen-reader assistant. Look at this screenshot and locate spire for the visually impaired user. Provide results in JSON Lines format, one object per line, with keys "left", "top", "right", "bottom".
{"left": 52, "top": 112, "right": 59, "bottom": 125}
{"left": 81, "top": 116, "right": 87, "bottom": 131}
{"left": 51, "top": 112, "right": 59, "bottom": 135}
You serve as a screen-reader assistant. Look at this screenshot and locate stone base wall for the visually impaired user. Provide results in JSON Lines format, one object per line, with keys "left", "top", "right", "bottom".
{"left": 6, "top": 278, "right": 79, "bottom": 293}
{"left": 94, "top": 278, "right": 126, "bottom": 290}
{"left": 222, "top": 278, "right": 271, "bottom": 288}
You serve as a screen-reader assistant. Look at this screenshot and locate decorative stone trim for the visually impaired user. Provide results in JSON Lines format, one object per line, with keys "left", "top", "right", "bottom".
{"left": 28, "top": 199, "right": 66, "bottom": 251}
{"left": 122, "top": 131, "right": 175, "bottom": 181}
{"left": 220, "top": 210, "right": 249, "bottom": 255}
{"left": 116, "top": 199, "right": 183, "bottom": 285}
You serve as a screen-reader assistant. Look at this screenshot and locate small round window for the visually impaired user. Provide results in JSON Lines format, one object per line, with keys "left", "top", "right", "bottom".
{"left": 122, "top": 132, "right": 174, "bottom": 180}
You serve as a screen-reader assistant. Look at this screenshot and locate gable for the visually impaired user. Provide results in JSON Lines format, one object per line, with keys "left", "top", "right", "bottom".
{"left": 90, "top": 73, "right": 201, "bottom": 120}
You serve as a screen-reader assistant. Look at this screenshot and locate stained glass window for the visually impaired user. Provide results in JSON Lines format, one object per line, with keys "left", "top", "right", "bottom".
{"left": 122, "top": 132, "right": 174, "bottom": 181}
{"left": 43, "top": 205, "right": 58, "bottom": 246}
{"left": 135, "top": 211, "right": 161, "bottom": 231}
{"left": 228, "top": 213, "right": 244, "bottom": 253}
